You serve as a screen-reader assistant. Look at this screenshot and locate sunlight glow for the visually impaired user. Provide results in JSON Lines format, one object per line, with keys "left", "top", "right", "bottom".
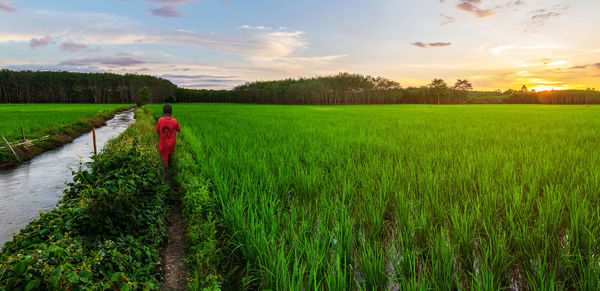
{"left": 530, "top": 85, "right": 570, "bottom": 92}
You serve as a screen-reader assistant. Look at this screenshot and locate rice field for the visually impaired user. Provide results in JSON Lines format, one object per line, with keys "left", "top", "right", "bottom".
{"left": 0, "top": 104, "right": 128, "bottom": 142}
{"left": 160, "top": 103, "right": 600, "bottom": 289}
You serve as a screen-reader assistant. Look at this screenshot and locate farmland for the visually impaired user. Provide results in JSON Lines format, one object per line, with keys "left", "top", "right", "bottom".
{"left": 0, "top": 104, "right": 130, "bottom": 166}
{"left": 158, "top": 103, "right": 600, "bottom": 289}
{"left": 0, "top": 104, "right": 128, "bottom": 142}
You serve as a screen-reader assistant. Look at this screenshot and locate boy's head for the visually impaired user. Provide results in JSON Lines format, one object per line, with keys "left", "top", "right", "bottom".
{"left": 163, "top": 104, "right": 172, "bottom": 116}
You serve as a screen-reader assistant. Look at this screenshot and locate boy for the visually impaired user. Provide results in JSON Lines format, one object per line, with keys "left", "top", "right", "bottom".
{"left": 155, "top": 104, "right": 180, "bottom": 171}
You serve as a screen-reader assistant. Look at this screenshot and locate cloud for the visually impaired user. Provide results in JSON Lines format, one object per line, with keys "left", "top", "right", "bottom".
{"left": 529, "top": 5, "right": 569, "bottom": 25}
{"left": 412, "top": 42, "right": 428, "bottom": 48}
{"left": 60, "top": 40, "right": 100, "bottom": 53}
{"left": 506, "top": 0, "right": 525, "bottom": 7}
{"left": 490, "top": 44, "right": 560, "bottom": 55}
{"left": 412, "top": 42, "right": 452, "bottom": 48}
{"left": 147, "top": 0, "right": 196, "bottom": 3}
{"left": 429, "top": 42, "right": 452, "bottom": 47}
{"left": 2, "top": 64, "right": 103, "bottom": 73}
{"left": 6, "top": 27, "right": 318, "bottom": 63}
{"left": 571, "top": 63, "right": 600, "bottom": 70}
{"left": 531, "top": 10, "right": 561, "bottom": 20}
{"left": 0, "top": 1, "right": 18, "bottom": 13}
{"left": 440, "top": 13, "right": 455, "bottom": 25}
{"left": 2, "top": 10, "right": 345, "bottom": 76}
{"left": 160, "top": 73, "right": 244, "bottom": 89}
{"left": 238, "top": 25, "right": 271, "bottom": 30}
{"left": 29, "top": 35, "right": 53, "bottom": 49}
{"left": 456, "top": 0, "right": 495, "bottom": 18}
{"left": 161, "top": 74, "right": 236, "bottom": 79}
{"left": 58, "top": 56, "right": 145, "bottom": 66}
{"left": 150, "top": 5, "right": 181, "bottom": 17}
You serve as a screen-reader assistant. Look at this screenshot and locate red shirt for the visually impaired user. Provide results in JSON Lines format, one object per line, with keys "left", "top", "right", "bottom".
{"left": 155, "top": 117, "right": 181, "bottom": 154}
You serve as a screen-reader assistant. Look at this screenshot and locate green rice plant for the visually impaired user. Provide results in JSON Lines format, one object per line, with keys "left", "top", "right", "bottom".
{"left": 0, "top": 104, "right": 128, "bottom": 142}
{"left": 154, "top": 104, "right": 600, "bottom": 289}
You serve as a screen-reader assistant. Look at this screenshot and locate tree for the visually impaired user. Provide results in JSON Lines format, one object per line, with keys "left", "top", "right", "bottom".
{"left": 453, "top": 79, "right": 473, "bottom": 91}
{"left": 428, "top": 79, "right": 448, "bottom": 104}
{"left": 0, "top": 70, "right": 176, "bottom": 104}
{"left": 137, "top": 86, "right": 151, "bottom": 106}
{"left": 429, "top": 79, "right": 448, "bottom": 90}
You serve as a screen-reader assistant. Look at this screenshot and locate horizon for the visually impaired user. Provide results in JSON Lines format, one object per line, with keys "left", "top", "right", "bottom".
{"left": 1, "top": 0, "right": 598, "bottom": 91}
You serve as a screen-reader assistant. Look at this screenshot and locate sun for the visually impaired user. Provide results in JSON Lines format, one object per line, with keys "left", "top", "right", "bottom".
{"left": 529, "top": 85, "right": 569, "bottom": 92}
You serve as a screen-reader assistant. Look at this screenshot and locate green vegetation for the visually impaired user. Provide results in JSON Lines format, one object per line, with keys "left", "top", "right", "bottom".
{"left": 0, "top": 104, "right": 126, "bottom": 142}
{"left": 0, "top": 104, "right": 130, "bottom": 166}
{"left": 137, "top": 86, "right": 152, "bottom": 107}
{"left": 158, "top": 103, "right": 600, "bottom": 289}
{"left": 171, "top": 140, "right": 225, "bottom": 290}
{"left": 0, "top": 107, "right": 170, "bottom": 290}
{"left": 175, "top": 74, "right": 600, "bottom": 105}
{"left": 0, "top": 70, "right": 176, "bottom": 103}
{"left": 3, "top": 70, "right": 600, "bottom": 105}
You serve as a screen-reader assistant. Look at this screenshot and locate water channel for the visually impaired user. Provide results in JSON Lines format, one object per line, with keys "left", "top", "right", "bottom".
{"left": 0, "top": 108, "right": 135, "bottom": 248}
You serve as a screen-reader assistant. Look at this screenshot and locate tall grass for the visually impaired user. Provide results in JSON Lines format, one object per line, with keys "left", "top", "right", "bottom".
{"left": 0, "top": 104, "right": 128, "bottom": 142}
{"left": 156, "top": 104, "right": 600, "bottom": 289}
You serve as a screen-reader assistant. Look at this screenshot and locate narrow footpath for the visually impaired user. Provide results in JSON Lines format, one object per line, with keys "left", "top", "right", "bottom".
{"left": 161, "top": 177, "right": 188, "bottom": 291}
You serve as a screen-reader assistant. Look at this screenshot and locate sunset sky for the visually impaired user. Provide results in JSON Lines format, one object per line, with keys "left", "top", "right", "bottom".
{"left": 0, "top": 0, "right": 598, "bottom": 91}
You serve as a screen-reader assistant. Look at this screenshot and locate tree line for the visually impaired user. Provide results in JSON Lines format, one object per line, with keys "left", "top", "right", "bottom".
{"left": 178, "top": 74, "right": 600, "bottom": 105}
{"left": 0, "top": 70, "right": 176, "bottom": 103}
{"left": 502, "top": 89, "right": 600, "bottom": 104}
{"left": 176, "top": 73, "right": 473, "bottom": 105}
{"left": 3, "top": 70, "right": 599, "bottom": 105}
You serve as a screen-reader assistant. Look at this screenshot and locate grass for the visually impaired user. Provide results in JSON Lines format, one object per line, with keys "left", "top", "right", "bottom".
{"left": 0, "top": 104, "right": 131, "bottom": 165}
{"left": 0, "top": 104, "right": 128, "bottom": 142}
{"left": 154, "top": 103, "right": 600, "bottom": 289}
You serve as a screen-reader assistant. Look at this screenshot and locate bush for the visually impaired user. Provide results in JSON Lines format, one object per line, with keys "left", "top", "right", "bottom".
{"left": 164, "top": 96, "right": 177, "bottom": 103}
{"left": 0, "top": 107, "right": 169, "bottom": 290}
{"left": 137, "top": 87, "right": 151, "bottom": 106}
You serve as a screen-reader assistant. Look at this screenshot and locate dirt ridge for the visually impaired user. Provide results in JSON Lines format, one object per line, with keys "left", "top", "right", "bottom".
{"left": 160, "top": 178, "right": 188, "bottom": 291}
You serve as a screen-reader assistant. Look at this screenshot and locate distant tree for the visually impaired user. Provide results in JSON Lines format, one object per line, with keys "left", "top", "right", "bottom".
{"left": 429, "top": 79, "right": 448, "bottom": 90}
{"left": 521, "top": 85, "right": 528, "bottom": 92}
{"left": 164, "top": 95, "right": 177, "bottom": 103}
{"left": 429, "top": 79, "right": 448, "bottom": 104}
{"left": 0, "top": 70, "right": 176, "bottom": 104}
{"left": 504, "top": 89, "right": 514, "bottom": 95}
{"left": 453, "top": 79, "right": 473, "bottom": 91}
{"left": 137, "top": 86, "right": 151, "bottom": 106}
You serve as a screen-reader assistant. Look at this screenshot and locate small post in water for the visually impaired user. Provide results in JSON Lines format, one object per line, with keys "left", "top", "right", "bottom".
{"left": 92, "top": 127, "right": 97, "bottom": 155}
{"left": 0, "top": 133, "right": 20, "bottom": 162}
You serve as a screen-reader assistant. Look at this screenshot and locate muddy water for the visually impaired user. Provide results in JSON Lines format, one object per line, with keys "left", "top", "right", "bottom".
{"left": 0, "top": 108, "right": 135, "bottom": 248}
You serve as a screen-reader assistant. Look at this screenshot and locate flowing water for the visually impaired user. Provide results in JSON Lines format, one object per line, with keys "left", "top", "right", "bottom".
{"left": 0, "top": 108, "right": 135, "bottom": 248}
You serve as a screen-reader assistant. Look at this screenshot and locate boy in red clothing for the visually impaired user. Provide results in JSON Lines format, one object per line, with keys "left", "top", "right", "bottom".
{"left": 155, "top": 104, "right": 180, "bottom": 171}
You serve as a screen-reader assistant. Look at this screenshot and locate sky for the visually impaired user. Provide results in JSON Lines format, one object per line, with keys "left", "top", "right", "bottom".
{"left": 0, "top": 0, "right": 599, "bottom": 91}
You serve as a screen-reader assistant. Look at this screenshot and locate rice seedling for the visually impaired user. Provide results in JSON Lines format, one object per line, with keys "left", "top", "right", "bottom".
{"left": 157, "top": 104, "right": 600, "bottom": 289}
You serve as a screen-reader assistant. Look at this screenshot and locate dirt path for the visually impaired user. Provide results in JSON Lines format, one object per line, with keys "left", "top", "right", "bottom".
{"left": 161, "top": 178, "right": 188, "bottom": 291}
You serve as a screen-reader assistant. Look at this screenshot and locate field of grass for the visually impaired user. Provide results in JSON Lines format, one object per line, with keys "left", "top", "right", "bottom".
{"left": 156, "top": 104, "right": 600, "bottom": 289}
{"left": 0, "top": 104, "right": 128, "bottom": 142}
{"left": 0, "top": 104, "right": 131, "bottom": 166}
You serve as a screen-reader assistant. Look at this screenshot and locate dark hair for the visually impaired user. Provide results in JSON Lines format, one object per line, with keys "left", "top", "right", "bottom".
{"left": 163, "top": 104, "right": 172, "bottom": 114}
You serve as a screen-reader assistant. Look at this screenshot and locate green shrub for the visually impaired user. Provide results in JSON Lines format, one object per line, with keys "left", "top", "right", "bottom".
{"left": 0, "top": 107, "right": 169, "bottom": 290}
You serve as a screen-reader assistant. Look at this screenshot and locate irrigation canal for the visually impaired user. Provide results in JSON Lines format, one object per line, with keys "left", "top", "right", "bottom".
{"left": 0, "top": 109, "right": 136, "bottom": 248}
